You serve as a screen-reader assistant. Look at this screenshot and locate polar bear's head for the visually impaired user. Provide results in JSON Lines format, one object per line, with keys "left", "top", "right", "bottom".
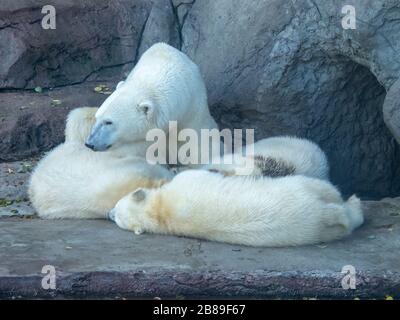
{"left": 108, "top": 188, "right": 152, "bottom": 235}
{"left": 85, "top": 84, "right": 159, "bottom": 152}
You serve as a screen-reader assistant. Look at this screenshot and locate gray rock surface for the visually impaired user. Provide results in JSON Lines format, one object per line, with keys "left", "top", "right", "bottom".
{"left": 0, "top": 159, "right": 38, "bottom": 217}
{"left": 384, "top": 77, "right": 400, "bottom": 145}
{"left": 0, "top": 198, "right": 399, "bottom": 299}
{"left": 0, "top": 82, "right": 111, "bottom": 161}
{"left": 1, "top": 0, "right": 400, "bottom": 198}
{"left": 180, "top": 0, "right": 400, "bottom": 198}
{"left": 0, "top": 0, "right": 151, "bottom": 88}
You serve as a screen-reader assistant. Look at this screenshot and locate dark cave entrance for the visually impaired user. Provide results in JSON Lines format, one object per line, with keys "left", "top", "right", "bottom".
{"left": 311, "top": 60, "right": 400, "bottom": 199}
{"left": 213, "top": 55, "right": 400, "bottom": 199}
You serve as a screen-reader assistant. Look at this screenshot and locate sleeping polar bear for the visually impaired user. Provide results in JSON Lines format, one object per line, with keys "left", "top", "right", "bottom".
{"left": 203, "top": 136, "right": 329, "bottom": 180}
{"left": 85, "top": 42, "right": 218, "bottom": 165}
{"left": 29, "top": 107, "right": 173, "bottom": 219}
{"left": 109, "top": 170, "right": 363, "bottom": 247}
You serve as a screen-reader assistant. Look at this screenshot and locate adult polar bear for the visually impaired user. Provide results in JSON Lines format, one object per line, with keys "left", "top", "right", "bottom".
{"left": 30, "top": 43, "right": 217, "bottom": 218}
{"left": 86, "top": 43, "right": 218, "bottom": 165}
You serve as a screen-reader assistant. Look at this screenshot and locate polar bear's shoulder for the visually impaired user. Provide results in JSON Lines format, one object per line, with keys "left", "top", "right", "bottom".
{"left": 136, "top": 43, "right": 196, "bottom": 73}
{"left": 141, "top": 43, "right": 184, "bottom": 61}
{"left": 126, "top": 43, "right": 195, "bottom": 85}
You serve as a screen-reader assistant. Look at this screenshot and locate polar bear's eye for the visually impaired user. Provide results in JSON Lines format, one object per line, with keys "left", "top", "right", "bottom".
{"left": 104, "top": 120, "right": 113, "bottom": 125}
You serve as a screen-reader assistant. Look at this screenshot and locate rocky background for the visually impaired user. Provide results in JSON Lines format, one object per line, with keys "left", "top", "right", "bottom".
{"left": 1, "top": 0, "right": 400, "bottom": 199}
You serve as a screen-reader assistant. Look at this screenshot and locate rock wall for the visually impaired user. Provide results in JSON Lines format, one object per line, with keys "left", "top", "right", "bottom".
{"left": 1, "top": 0, "right": 400, "bottom": 198}
{"left": 0, "top": 0, "right": 153, "bottom": 88}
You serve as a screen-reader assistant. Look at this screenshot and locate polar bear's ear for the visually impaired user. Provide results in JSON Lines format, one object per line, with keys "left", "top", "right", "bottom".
{"left": 137, "top": 101, "right": 153, "bottom": 118}
{"left": 116, "top": 81, "right": 124, "bottom": 90}
{"left": 132, "top": 188, "right": 146, "bottom": 202}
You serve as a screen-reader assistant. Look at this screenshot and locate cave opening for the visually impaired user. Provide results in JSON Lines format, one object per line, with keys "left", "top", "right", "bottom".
{"left": 310, "top": 59, "right": 400, "bottom": 199}
{"left": 213, "top": 55, "right": 400, "bottom": 199}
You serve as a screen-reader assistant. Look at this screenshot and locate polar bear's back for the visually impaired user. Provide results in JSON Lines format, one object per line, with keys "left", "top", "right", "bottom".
{"left": 129, "top": 43, "right": 199, "bottom": 78}
{"left": 204, "top": 136, "right": 329, "bottom": 179}
{"left": 171, "top": 170, "right": 338, "bottom": 213}
{"left": 29, "top": 143, "right": 173, "bottom": 219}
{"left": 29, "top": 144, "right": 104, "bottom": 218}
{"left": 250, "top": 136, "right": 329, "bottom": 180}
{"left": 163, "top": 170, "right": 354, "bottom": 246}
{"left": 128, "top": 43, "right": 206, "bottom": 97}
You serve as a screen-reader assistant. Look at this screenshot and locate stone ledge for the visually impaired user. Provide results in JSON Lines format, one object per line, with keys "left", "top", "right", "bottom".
{"left": 0, "top": 198, "right": 399, "bottom": 299}
{"left": 1, "top": 270, "right": 399, "bottom": 300}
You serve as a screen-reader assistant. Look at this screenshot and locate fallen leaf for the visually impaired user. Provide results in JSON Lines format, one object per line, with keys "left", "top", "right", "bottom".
{"left": 94, "top": 84, "right": 113, "bottom": 95}
{"left": 17, "top": 163, "right": 32, "bottom": 173}
{"left": 34, "top": 86, "right": 42, "bottom": 93}
{"left": 0, "top": 199, "right": 14, "bottom": 207}
{"left": 51, "top": 99, "right": 62, "bottom": 106}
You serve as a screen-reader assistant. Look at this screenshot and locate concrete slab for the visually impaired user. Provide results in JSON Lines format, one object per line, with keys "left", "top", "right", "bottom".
{"left": 0, "top": 198, "right": 399, "bottom": 299}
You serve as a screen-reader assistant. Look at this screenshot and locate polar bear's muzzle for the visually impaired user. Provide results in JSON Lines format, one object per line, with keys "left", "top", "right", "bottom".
{"left": 85, "top": 120, "right": 114, "bottom": 151}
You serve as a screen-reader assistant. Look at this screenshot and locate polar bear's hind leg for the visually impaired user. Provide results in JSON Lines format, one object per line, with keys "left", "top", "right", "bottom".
{"left": 318, "top": 195, "right": 364, "bottom": 242}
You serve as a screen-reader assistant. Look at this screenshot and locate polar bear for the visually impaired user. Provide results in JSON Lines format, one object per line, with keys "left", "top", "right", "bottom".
{"left": 85, "top": 43, "right": 218, "bottom": 165}
{"left": 109, "top": 170, "right": 363, "bottom": 247}
{"left": 29, "top": 107, "right": 174, "bottom": 219}
{"left": 203, "top": 136, "right": 329, "bottom": 180}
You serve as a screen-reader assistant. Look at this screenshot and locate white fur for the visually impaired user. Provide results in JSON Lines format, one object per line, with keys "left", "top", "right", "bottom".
{"left": 203, "top": 136, "right": 329, "bottom": 179}
{"left": 29, "top": 107, "right": 174, "bottom": 219}
{"left": 92, "top": 43, "right": 218, "bottom": 163}
{"left": 111, "top": 170, "right": 363, "bottom": 247}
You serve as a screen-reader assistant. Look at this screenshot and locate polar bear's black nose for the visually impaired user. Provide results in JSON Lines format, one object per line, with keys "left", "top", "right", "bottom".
{"left": 85, "top": 142, "right": 95, "bottom": 150}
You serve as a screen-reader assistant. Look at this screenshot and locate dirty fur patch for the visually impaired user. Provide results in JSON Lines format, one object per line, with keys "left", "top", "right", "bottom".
{"left": 207, "top": 169, "right": 235, "bottom": 177}
{"left": 253, "top": 155, "right": 296, "bottom": 177}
